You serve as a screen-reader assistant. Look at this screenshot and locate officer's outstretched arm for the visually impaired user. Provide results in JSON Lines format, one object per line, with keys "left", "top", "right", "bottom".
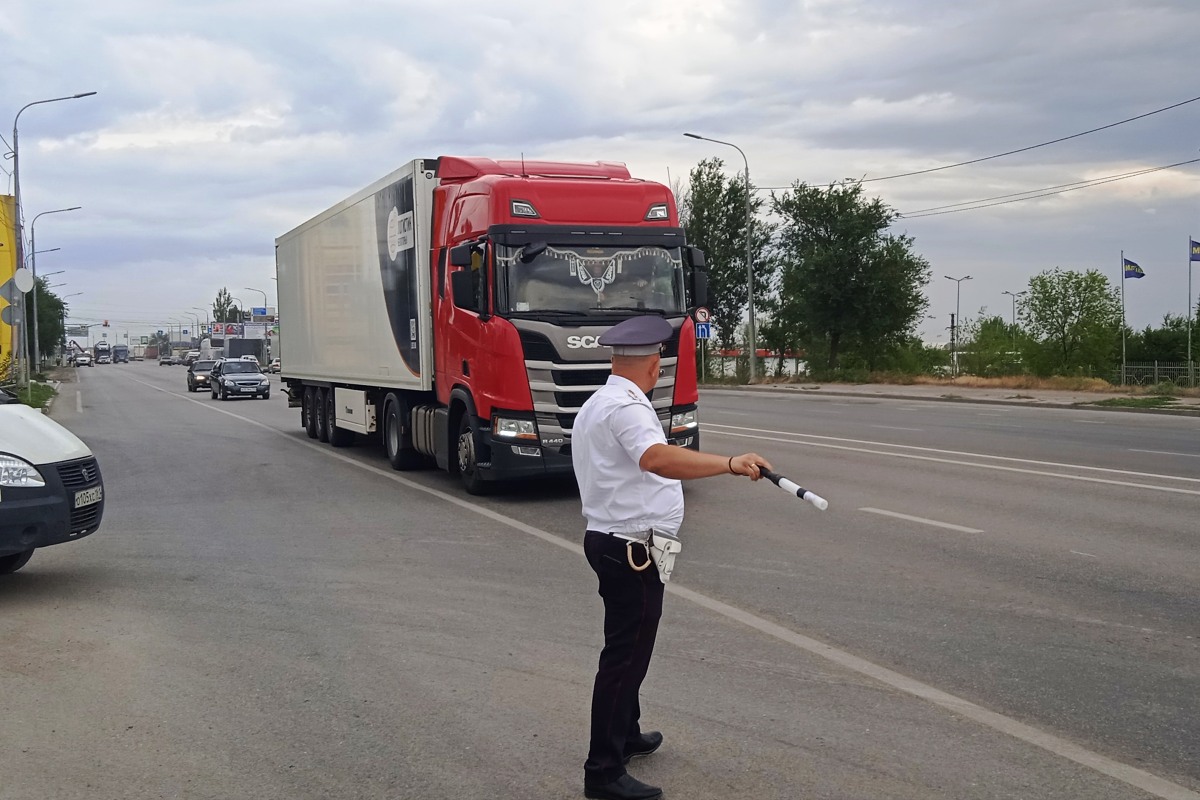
{"left": 639, "top": 444, "right": 771, "bottom": 481}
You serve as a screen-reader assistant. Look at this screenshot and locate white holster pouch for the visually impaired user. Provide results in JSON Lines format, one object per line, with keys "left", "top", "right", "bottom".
{"left": 626, "top": 530, "right": 682, "bottom": 583}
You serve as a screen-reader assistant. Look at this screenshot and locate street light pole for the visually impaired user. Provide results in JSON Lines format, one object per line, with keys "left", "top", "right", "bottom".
{"left": 945, "top": 275, "right": 972, "bottom": 377}
{"left": 244, "top": 287, "right": 268, "bottom": 317}
{"left": 9, "top": 92, "right": 96, "bottom": 381}
{"left": 29, "top": 206, "right": 80, "bottom": 371}
{"left": 684, "top": 132, "right": 757, "bottom": 382}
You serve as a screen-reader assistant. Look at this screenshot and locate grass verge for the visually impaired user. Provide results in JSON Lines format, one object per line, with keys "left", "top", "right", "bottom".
{"left": 14, "top": 382, "right": 58, "bottom": 410}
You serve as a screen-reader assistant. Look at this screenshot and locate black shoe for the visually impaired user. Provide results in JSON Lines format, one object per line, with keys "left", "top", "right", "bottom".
{"left": 584, "top": 773, "right": 663, "bottom": 800}
{"left": 623, "top": 731, "right": 663, "bottom": 764}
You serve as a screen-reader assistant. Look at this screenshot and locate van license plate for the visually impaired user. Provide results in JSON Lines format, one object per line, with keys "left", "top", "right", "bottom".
{"left": 74, "top": 486, "right": 103, "bottom": 508}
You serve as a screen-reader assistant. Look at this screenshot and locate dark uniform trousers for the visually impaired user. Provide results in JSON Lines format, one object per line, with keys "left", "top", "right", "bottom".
{"left": 583, "top": 530, "right": 665, "bottom": 784}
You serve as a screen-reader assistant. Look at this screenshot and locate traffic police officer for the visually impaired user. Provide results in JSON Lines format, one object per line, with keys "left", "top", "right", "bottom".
{"left": 572, "top": 316, "right": 771, "bottom": 800}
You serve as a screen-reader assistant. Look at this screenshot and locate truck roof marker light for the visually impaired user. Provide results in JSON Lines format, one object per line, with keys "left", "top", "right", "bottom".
{"left": 645, "top": 204, "right": 670, "bottom": 221}
{"left": 511, "top": 200, "right": 540, "bottom": 218}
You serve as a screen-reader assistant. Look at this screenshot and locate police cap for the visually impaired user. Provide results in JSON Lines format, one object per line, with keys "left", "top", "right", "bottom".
{"left": 598, "top": 316, "right": 673, "bottom": 357}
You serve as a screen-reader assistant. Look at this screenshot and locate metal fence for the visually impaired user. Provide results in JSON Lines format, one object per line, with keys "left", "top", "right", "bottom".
{"left": 1119, "top": 361, "right": 1198, "bottom": 387}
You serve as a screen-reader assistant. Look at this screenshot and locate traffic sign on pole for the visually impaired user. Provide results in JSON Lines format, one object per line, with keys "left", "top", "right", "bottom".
{"left": 694, "top": 307, "right": 711, "bottom": 324}
{"left": 695, "top": 322, "right": 711, "bottom": 340}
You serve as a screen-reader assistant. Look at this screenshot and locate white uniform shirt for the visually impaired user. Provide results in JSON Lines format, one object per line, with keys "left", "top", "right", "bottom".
{"left": 572, "top": 374, "right": 685, "bottom": 537}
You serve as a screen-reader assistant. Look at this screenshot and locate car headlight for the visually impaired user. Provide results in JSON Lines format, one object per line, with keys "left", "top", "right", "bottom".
{"left": 494, "top": 417, "right": 537, "bottom": 441}
{"left": 670, "top": 409, "right": 698, "bottom": 434}
{"left": 0, "top": 454, "right": 46, "bottom": 487}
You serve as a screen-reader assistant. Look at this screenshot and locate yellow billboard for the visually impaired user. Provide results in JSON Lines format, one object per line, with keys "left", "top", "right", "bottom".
{"left": 0, "top": 195, "right": 16, "bottom": 364}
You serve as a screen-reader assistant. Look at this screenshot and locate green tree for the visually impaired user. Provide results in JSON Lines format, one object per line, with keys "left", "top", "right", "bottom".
{"left": 1020, "top": 268, "right": 1121, "bottom": 376}
{"left": 772, "top": 181, "right": 930, "bottom": 370}
{"left": 679, "top": 158, "right": 774, "bottom": 358}
{"left": 1126, "top": 313, "right": 1188, "bottom": 362}
{"left": 25, "top": 278, "right": 65, "bottom": 368}
{"left": 213, "top": 287, "right": 237, "bottom": 323}
{"left": 960, "top": 311, "right": 1020, "bottom": 376}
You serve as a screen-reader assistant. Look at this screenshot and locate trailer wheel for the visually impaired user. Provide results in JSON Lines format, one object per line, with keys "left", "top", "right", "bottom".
{"left": 327, "top": 388, "right": 354, "bottom": 448}
{"left": 383, "top": 396, "right": 424, "bottom": 471}
{"left": 304, "top": 387, "right": 318, "bottom": 439}
{"left": 455, "top": 415, "right": 489, "bottom": 496}
{"left": 315, "top": 388, "right": 330, "bottom": 443}
{"left": 0, "top": 549, "right": 34, "bottom": 575}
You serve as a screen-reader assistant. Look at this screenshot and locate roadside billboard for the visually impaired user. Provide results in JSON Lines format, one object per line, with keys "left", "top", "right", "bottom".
{"left": 0, "top": 195, "right": 16, "bottom": 363}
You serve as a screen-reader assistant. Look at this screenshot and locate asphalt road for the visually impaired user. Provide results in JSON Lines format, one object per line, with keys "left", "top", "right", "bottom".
{"left": 1, "top": 362, "right": 1197, "bottom": 799}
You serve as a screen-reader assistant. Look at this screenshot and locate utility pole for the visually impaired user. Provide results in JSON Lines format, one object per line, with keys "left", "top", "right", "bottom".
{"left": 1002, "top": 290, "right": 1026, "bottom": 367}
{"left": 945, "top": 275, "right": 972, "bottom": 376}
{"left": 684, "top": 132, "right": 757, "bottom": 382}
{"left": 29, "top": 206, "right": 80, "bottom": 371}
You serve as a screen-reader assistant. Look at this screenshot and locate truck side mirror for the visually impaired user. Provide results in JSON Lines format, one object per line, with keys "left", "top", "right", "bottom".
{"left": 450, "top": 270, "right": 477, "bottom": 312}
{"left": 692, "top": 270, "right": 708, "bottom": 309}
{"left": 688, "top": 246, "right": 706, "bottom": 269}
{"left": 449, "top": 243, "right": 474, "bottom": 267}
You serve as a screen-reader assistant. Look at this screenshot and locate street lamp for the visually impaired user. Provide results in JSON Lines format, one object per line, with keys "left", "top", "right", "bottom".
{"left": 684, "top": 132, "right": 758, "bottom": 382}
{"left": 244, "top": 287, "right": 268, "bottom": 317}
{"left": 29, "top": 206, "right": 81, "bottom": 370}
{"left": 945, "top": 275, "right": 972, "bottom": 376}
{"left": 26, "top": 248, "right": 60, "bottom": 262}
{"left": 8, "top": 92, "right": 96, "bottom": 381}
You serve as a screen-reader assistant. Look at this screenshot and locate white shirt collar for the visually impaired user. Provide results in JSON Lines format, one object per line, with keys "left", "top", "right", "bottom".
{"left": 606, "top": 374, "right": 650, "bottom": 403}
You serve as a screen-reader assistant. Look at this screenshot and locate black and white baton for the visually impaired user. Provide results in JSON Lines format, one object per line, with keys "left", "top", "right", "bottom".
{"left": 759, "top": 467, "right": 829, "bottom": 510}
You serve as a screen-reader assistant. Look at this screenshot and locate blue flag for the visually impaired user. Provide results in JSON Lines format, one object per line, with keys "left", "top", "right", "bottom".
{"left": 1123, "top": 258, "right": 1144, "bottom": 279}
{"left": 1191, "top": 239, "right": 1200, "bottom": 262}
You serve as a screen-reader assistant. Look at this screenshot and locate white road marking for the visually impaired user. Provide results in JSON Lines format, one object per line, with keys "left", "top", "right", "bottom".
{"left": 124, "top": 374, "right": 1200, "bottom": 800}
{"left": 1130, "top": 448, "right": 1200, "bottom": 459}
{"left": 859, "top": 507, "right": 983, "bottom": 533}
{"left": 1075, "top": 419, "right": 1106, "bottom": 424}
{"left": 75, "top": 391, "right": 82, "bottom": 413}
{"left": 706, "top": 427, "right": 1200, "bottom": 498}
{"left": 704, "top": 422, "right": 1200, "bottom": 486}
{"left": 1070, "top": 551, "right": 1099, "bottom": 559}
{"left": 870, "top": 425, "right": 923, "bottom": 432}
{"left": 978, "top": 413, "right": 1003, "bottom": 417}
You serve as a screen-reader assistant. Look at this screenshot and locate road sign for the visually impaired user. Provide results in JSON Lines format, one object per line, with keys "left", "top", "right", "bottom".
{"left": 157, "top": 330, "right": 163, "bottom": 335}
{"left": 182, "top": 329, "right": 188, "bottom": 335}
{"left": 694, "top": 306, "right": 711, "bottom": 323}
{"left": 141, "top": 336, "right": 148, "bottom": 345}
{"left": 695, "top": 322, "right": 711, "bottom": 340}
{"left": 252, "top": 307, "right": 267, "bottom": 317}
{"left": 0, "top": 279, "right": 18, "bottom": 304}
{"left": 0, "top": 305, "right": 16, "bottom": 325}
{"left": 13, "top": 267, "right": 34, "bottom": 294}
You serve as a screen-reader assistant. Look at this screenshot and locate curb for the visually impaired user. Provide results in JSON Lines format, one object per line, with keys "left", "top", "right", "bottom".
{"left": 698, "top": 384, "right": 1200, "bottom": 418}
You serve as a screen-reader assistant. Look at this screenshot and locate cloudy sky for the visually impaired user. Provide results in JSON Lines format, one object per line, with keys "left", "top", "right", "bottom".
{"left": 3, "top": 0, "right": 1199, "bottom": 343}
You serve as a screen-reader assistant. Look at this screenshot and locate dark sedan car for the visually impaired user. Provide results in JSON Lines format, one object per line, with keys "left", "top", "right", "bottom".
{"left": 187, "top": 360, "right": 217, "bottom": 392}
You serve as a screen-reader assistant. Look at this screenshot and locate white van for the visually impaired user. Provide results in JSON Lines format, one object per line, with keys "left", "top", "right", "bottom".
{"left": 0, "top": 391, "right": 105, "bottom": 575}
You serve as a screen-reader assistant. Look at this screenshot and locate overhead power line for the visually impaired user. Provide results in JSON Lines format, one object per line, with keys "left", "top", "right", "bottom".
{"left": 897, "top": 156, "right": 1200, "bottom": 218}
{"left": 864, "top": 92, "right": 1200, "bottom": 182}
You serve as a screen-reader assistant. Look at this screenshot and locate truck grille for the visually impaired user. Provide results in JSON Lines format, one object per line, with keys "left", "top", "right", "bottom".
{"left": 57, "top": 457, "right": 101, "bottom": 488}
{"left": 519, "top": 331, "right": 558, "bottom": 361}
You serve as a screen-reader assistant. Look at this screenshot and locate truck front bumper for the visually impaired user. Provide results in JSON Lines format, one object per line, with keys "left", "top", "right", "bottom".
{"left": 0, "top": 458, "right": 104, "bottom": 557}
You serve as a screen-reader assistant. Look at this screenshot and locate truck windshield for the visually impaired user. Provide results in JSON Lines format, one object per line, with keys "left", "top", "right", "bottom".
{"left": 496, "top": 245, "right": 685, "bottom": 314}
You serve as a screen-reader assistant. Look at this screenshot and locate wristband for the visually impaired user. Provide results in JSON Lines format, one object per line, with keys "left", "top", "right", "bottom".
{"left": 728, "top": 456, "right": 735, "bottom": 475}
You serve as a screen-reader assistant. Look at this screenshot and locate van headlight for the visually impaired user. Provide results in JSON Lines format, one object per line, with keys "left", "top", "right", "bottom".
{"left": 494, "top": 417, "right": 538, "bottom": 441}
{"left": 0, "top": 454, "right": 46, "bottom": 487}
{"left": 670, "top": 409, "right": 698, "bottom": 434}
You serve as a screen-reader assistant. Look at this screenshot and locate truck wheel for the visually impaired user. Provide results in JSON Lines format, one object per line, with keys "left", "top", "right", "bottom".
{"left": 315, "top": 388, "right": 330, "bottom": 443}
{"left": 455, "top": 415, "right": 489, "bottom": 496}
{"left": 304, "top": 387, "right": 318, "bottom": 439}
{"left": 327, "top": 389, "right": 353, "bottom": 448}
{"left": 0, "top": 549, "right": 34, "bottom": 575}
{"left": 384, "top": 397, "right": 424, "bottom": 471}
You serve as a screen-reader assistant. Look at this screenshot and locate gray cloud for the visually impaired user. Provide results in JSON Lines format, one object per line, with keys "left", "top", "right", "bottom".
{"left": 2, "top": 0, "right": 1198, "bottom": 340}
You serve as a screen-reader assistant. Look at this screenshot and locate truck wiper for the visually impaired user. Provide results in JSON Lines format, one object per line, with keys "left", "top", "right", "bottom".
{"left": 589, "top": 306, "right": 667, "bottom": 315}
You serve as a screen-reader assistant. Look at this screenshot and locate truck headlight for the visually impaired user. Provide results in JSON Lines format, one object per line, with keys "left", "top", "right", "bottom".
{"left": 494, "top": 417, "right": 537, "bottom": 441}
{"left": 0, "top": 454, "right": 46, "bottom": 487}
{"left": 670, "top": 409, "right": 698, "bottom": 434}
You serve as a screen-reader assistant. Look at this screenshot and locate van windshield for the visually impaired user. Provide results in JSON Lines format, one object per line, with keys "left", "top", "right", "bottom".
{"left": 496, "top": 245, "right": 684, "bottom": 315}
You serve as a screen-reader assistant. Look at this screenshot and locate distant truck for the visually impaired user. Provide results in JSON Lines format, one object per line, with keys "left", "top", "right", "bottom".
{"left": 112, "top": 344, "right": 129, "bottom": 363}
{"left": 145, "top": 345, "right": 159, "bottom": 360}
{"left": 132, "top": 345, "right": 146, "bottom": 361}
{"left": 276, "top": 156, "right": 706, "bottom": 494}
{"left": 94, "top": 341, "right": 111, "bottom": 360}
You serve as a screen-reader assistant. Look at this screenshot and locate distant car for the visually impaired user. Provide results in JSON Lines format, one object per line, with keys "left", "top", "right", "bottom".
{"left": 239, "top": 355, "right": 259, "bottom": 365}
{"left": 268, "top": 358, "right": 281, "bottom": 373}
{"left": 210, "top": 359, "right": 270, "bottom": 400}
{"left": 75, "top": 354, "right": 94, "bottom": 367}
{"left": 184, "top": 351, "right": 201, "bottom": 366}
{"left": 187, "top": 360, "right": 217, "bottom": 392}
{"left": 159, "top": 355, "right": 174, "bottom": 366}
{"left": 96, "top": 355, "right": 112, "bottom": 365}
{"left": 0, "top": 388, "right": 105, "bottom": 576}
